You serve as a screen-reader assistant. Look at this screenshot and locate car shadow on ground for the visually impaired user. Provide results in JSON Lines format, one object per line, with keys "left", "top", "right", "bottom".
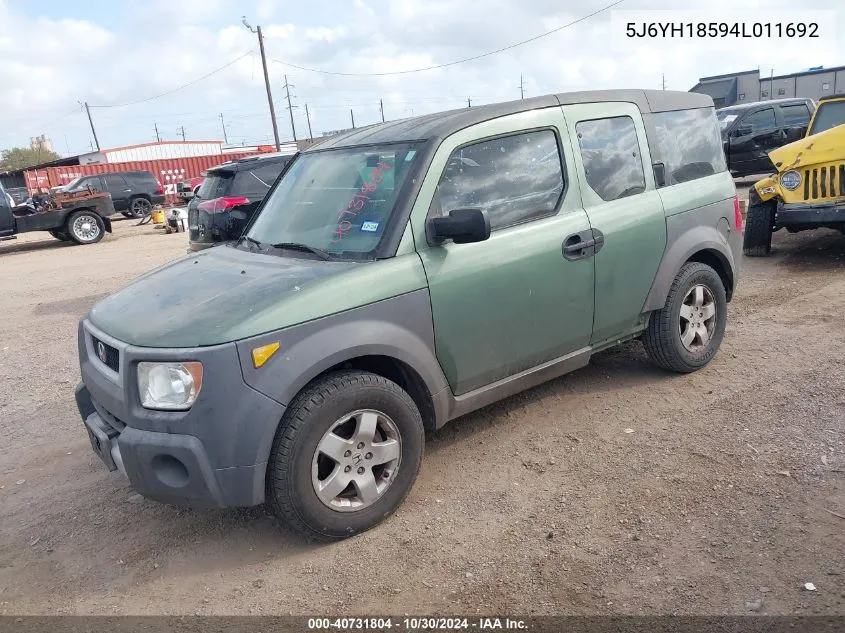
{"left": 0, "top": 237, "right": 73, "bottom": 255}
{"left": 768, "top": 228, "right": 845, "bottom": 269}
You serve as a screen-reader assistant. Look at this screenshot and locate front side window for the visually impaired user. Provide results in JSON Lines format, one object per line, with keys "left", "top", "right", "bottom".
{"left": 576, "top": 116, "right": 646, "bottom": 202}
{"left": 433, "top": 130, "right": 564, "bottom": 231}
{"left": 246, "top": 143, "right": 421, "bottom": 258}
{"left": 746, "top": 108, "right": 776, "bottom": 132}
{"left": 651, "top": 108, "right": 727, "bottom": 186}
{"left": 781, "top": 103, "right": 811, "bottom": 126}
{"left": 809, "top": 100, "right": 845, "bottom": 135}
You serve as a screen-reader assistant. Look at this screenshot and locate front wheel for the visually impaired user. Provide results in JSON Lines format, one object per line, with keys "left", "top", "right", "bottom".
{"left": 126, "top": 197, "right": 152, "bottom": 218}
{"left": 743, "top": 199, "right": 776, "bottom": 257}
{"left": 642, "top": 262, "right": 727, "bottom": 373}
{"left": 266, "top": 370, "right": 425, "bottom": 541}
{"left": 66, "top": 210, "right": 105, "bottom": 245}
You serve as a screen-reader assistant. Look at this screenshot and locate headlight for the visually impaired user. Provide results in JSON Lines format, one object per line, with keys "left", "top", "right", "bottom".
{"left": 780, "top": 170, "right": 802, "bottom": 190}
{"left": 137, "top": 362, "right": 203, "bottom": 410}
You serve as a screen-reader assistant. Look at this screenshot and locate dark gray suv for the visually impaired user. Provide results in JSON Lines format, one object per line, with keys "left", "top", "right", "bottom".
{"left": 61, "top": 170, "right": 165, "bottom": 218}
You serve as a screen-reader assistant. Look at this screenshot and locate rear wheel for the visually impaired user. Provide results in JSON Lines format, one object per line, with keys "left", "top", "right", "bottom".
{"left": 126, "top": 197, "right": 152, "bottom": 218}
{"left": 266, "top": 370, "right": 424, "bottom": 541}
{"left": 743, "top": 194, "right": 776, "bottom": 257}
{"left": 66, "top": 210, "right": 105, "bottom": 245}
{"left": 642, "top": 262, "right": 727, "bottom": 373}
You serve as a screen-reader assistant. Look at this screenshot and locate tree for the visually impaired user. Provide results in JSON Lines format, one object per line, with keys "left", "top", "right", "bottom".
{"left": 0, "top": 146, "right": 61, "bottom": 171}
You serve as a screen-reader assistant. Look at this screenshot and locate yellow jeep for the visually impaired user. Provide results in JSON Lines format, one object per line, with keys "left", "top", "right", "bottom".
{"left": 744, "top": 94, "right": 845, "bottom": 256}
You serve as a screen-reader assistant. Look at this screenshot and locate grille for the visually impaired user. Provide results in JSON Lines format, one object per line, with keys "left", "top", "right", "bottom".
{"left": 91, "top": 336, "right": 119, "bottom": 372}
{"left": 803, "top": 164, "right": 845, "bottom": 201}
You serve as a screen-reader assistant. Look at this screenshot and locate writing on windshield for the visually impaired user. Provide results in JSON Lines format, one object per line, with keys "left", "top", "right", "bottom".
{"left": 331, "top": 161, "right": 393, "bottom": 243}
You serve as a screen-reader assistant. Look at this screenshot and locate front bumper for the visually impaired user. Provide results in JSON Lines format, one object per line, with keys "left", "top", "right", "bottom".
{"left": 75, "top": 320, "right": 286, "bottom": 508}
{"left": 777, "top": 200, "right": 845, "bottom": 227}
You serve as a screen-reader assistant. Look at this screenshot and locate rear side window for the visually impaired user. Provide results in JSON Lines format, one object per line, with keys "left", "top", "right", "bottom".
{"left": 102, "top": 174, "right": 128, "bottom": 190}
{"left": 781, "top": 103, "right": 811, "bottom": 126}
{"left": 229, "top": 162, "right": 289, "bottom": 199}
{"left": 196, "top": 171, "right": 233, "bottom": 199}
{"left": 746, "top": 108, "right": 776, "bottom": 132}
{"left": 434, "top": 130, "right": 564, "bottom": 231}
{"left": 651, "top": 107, "right": 728, "bottom": 186}
{"left": 576, "top": 116, "right": 645, "bottom": 201}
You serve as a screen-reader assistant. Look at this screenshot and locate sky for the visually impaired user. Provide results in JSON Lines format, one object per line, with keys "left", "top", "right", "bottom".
{"left": 1, "top": 0, "right": 843, "bottom": 157}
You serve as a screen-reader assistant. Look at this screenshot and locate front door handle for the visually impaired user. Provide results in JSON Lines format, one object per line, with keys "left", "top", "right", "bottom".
{"left": 563, "top": 238, "right": 595, "bottom": 254}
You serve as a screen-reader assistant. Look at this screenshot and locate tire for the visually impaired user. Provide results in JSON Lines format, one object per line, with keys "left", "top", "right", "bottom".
{"left": 66, "top": 210, "right": 105, "bottom": 245}
{"left": 49, "top": 229, "right": 69, "bottom": 241}
{"left": 743, "top": 198, "right": 776, "bottom": 257}
{"left": 126, "top": 197, "right": 152, "bottom": 218}
{"left": 266, "top": 370, "right": 425, "bottom": 541}
{"left": 642, "top": 262, "right": 727, "bottom": 373}
{"left": 121, "top": 211, "right": 134, "bottom": 218}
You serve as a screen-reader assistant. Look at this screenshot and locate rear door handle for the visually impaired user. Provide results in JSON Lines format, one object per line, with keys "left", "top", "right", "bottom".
{"left": 563, "top": 229, "right": 604, "bottom": 261}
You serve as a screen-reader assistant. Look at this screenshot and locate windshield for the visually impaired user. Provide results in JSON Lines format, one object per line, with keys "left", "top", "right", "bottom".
{"left": 716, "top": 109, "right": 741, "bottom": 130}
{"left": 808, "top": 100, "right": 845, "bottom": 135}
{"left": 246, "top": 143, "right": 421, "bottom": 258}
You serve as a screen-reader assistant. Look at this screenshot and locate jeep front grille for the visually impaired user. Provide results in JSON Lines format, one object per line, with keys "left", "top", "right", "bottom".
{"left": 803, "top": 164, "right": 845, "bottom": 201}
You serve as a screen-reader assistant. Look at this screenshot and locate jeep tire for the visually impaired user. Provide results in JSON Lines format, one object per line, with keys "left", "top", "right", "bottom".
{"left": 643, "top": 262, "right": 728, "bottom": 373}
{"left": 266, "top": 370, "right": 425, "bottom": 541}
{"left": 743, "top": 193, "right": 776, "bottom": 257}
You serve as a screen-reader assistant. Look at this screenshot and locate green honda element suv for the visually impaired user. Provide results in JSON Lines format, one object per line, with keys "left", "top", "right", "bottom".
{"left": 75, "top": 89, "right": 742, "bottom": 540}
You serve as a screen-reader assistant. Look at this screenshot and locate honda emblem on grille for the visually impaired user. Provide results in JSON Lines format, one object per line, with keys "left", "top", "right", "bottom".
{"left": 97, "top": 341, "right": 107, "bottom": 364}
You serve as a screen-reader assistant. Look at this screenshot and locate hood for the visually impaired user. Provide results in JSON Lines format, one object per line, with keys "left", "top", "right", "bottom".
{"left": 88, "top": 244, "right": 429, "bottom": 348}
{"left": 89, "top": 245, "right": 357, "bottom": 347}
{"left": 768, "top": 124, "right": 845, "bottom": 172}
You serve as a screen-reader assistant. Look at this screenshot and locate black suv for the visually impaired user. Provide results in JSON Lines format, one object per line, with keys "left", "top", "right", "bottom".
{"left": 717, "top": 98, "right": 816, "bottom": 178}
{"left": 60, "top": 170, "right": 166, "bottom": 218}
{"left": 187, "top": 152, "right": 294, "bottom": 251}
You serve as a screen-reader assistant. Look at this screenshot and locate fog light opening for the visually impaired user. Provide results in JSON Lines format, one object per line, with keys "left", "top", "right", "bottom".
{"left": 151, "top": 454, "right": 190, "bottom": 488}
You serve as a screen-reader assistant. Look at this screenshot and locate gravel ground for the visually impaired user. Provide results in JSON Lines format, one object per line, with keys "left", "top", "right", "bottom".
{"left": 0, "top": 203, "right": 843, "bottom": 617}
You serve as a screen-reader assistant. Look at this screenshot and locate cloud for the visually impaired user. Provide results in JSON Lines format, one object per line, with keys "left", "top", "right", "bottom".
{"left": 1, "top": 0, "right": 844, "bottom": 155}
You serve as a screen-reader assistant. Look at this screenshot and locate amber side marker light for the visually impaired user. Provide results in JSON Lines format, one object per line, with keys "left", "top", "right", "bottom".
{"left": 252, "top": 342, "right": 281, "bottom": 368}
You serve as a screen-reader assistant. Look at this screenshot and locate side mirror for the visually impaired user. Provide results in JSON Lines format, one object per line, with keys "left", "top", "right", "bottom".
{"left": 428, "top": 208, "right": 491, "bottom": 244}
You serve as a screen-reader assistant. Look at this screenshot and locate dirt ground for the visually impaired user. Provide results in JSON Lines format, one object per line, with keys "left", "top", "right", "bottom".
{"left": 0, "top": 196, "right": 843, "bottom": 617}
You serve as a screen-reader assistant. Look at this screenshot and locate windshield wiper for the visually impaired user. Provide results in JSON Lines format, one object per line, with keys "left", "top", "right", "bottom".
{"left": 237, "top": 235, "right": 263, "bottom": 250}
{"left": 270, "top": 242, "right": 334, "bottom": 260}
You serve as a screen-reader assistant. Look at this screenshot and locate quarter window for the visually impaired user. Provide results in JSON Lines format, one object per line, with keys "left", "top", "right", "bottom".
{"left": 575, "top": 116, "right": 646, "bottom": 201}
{"left": 746, "top": 108, "right": 776, "bottom": 132}
{"left": 434, "top": 130, "right": 564, "bottom": 231}
{"left": 651, "top": 108, "right": 727, "bottom": 186}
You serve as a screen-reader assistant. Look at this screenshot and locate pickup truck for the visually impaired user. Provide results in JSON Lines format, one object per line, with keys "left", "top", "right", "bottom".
{"left": 0, "top": 184, "right": 116, "bottom": 245}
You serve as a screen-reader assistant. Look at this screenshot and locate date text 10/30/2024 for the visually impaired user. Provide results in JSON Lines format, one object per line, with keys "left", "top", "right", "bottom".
{"left": 308, "top": 617, "right": 528, "bottom": 630}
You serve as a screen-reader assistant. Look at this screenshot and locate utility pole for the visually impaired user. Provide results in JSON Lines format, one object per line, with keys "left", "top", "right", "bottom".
{"left": 350, "top": 109, "right": 356, "bottom": 129}
{"left": 283, "top": 74, "right": 297, "bottom": 142}
{"left": 82, "top": 101, "right": 100, "bottom": 151}
{"left": 770, "top": 68, "right": 774, "bottom": 99}
{"left": 243, "top": 16, "right": 281, "bottom": 151}
{"left": 179, "top": 126, "right": 186, "bottom": 141}
{"left": 305, "top": 104, "right": 313, "bottom": 140}
{"left": 379, "top": 98, "right": 385, "bottom": 122}
{"left": 219, "top": 113, "right": 228, "bottom": 145}
{"left": 467, "top": 96, "right": 472, "bottom": 108}
{"left": 154, "top": 122, "right": 161, "bottom": 142}
{"left": 519, "top": 74, "right": 525, "bottom": 99}
{"left": 662, "top": 73, "right": 666, "bottom": 90}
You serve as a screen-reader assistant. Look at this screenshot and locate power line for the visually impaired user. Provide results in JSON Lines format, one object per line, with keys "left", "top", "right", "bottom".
{"left": 88, "top": 51, "right": 254, "bottom": 109}
{"left": 269, "top": 0, "right": 624, "bottom": 76}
